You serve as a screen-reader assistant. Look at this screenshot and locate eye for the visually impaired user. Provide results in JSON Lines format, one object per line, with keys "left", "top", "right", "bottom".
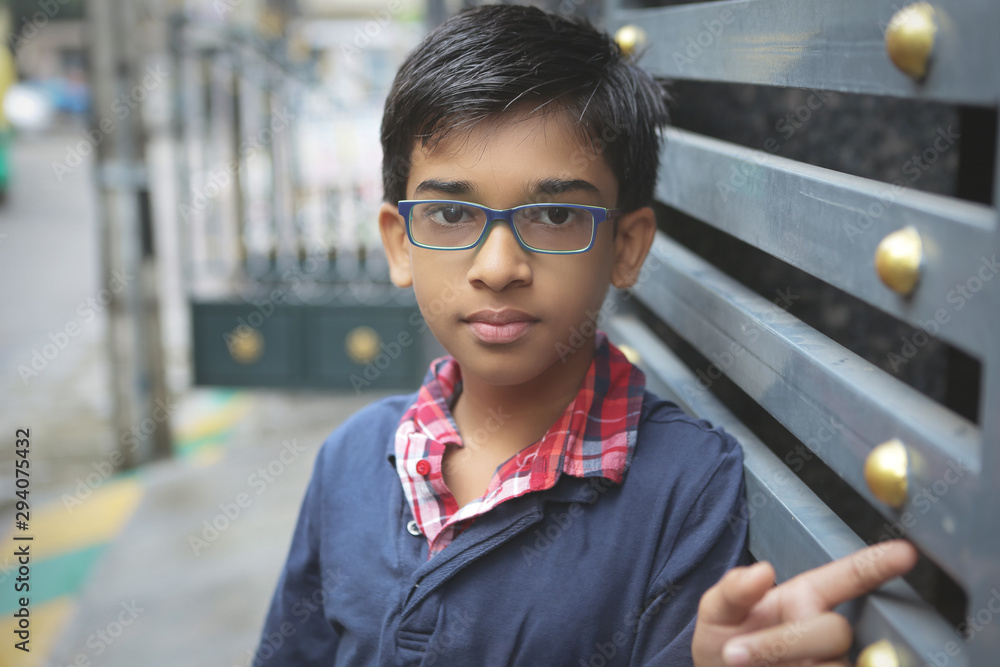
{"left": 439, "top": 204, "right": 464, "bottom": 223}
{"left": 534, "top": 206, "right": 586, "bottom": 226}
{"left": 428, "top": 203, "right": 473, "bottom": 224}
{"left": 541, "top": 207, "right": 571, "bottom": 225}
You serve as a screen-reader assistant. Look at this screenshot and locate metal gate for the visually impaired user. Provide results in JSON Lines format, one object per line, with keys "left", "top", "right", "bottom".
{"left": 594, "top": 0, "right": 1000, "bottom": 664}
{"left": 170, "top": 14, "right": 431, "bottom": 390}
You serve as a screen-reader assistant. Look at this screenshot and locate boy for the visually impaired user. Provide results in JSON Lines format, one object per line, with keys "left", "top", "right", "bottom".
{"left": 256, "top": 5, "right": 917, "bottom": 665}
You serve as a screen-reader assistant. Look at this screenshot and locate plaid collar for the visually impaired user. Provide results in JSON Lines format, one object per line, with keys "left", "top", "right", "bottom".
{"left": 389, "top": 332, "right": 646, "bottom": 558}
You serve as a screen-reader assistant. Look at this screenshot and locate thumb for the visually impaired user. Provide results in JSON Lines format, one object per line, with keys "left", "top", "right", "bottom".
{"left": 700, "top": 561, "right": 776, "bottom": 626}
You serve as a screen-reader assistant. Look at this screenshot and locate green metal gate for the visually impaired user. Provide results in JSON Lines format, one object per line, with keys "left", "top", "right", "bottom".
{"left": 170, "top": 13, "right": 433, "bottom": 391}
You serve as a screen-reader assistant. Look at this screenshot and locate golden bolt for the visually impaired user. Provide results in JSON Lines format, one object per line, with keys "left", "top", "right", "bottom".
{"left": 857, "top": 638, "right": 900, "bottom": 667}
{"left": 228, "top": 326, "right": 264, "bottom": 365}
{"left": 614, "top": 25, "right": 646, "bottom": 58}
{"left": 864, "top": 439, "right": 909, "bottom": 509}
{"left": 875, "top": 226, "right": 923, "bottom": 296}
{"left": 885, "top": 2, "right": 937, "bottom": 79}
{"left": 346, "top": 326, "right": 381, "bottom": 365}
{"left": 618, "top": 344, "right": 641, "bottom": 365}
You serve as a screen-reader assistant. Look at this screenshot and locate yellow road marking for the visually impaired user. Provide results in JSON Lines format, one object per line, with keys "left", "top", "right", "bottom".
{"left": 174, "top": 394, "right": 251, "bottom": 444}
{"left": 1, "top": 478, "right": 144, "bottom": 563}
{"left": 0, "top": 596, "right": 76, "bottom": 667}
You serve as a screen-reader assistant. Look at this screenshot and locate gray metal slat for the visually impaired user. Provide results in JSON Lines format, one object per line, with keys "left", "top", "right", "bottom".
{"left": 605, "top": 315, "right": 968, "bottom": 667}
{"left": 959, "top": 115, "right": 1000, "bottom": 667}
{"left": 609, "top": 0, "right": 1000, "bottom": 106}
{"left": 656, "top": 127, "right": 996, "bottom": 359}
{"left": 629, "top": 231, "right": 980, "bottom": 582}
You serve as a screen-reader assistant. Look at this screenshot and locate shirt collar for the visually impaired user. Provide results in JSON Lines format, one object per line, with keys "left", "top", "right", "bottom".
{"left": 386, "top": 331, "right": 646, "bottom": 485}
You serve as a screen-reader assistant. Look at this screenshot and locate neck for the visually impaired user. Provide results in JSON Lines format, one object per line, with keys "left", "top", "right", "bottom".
{"left": 451, "top": 339, "right": 598, "bottom": 459}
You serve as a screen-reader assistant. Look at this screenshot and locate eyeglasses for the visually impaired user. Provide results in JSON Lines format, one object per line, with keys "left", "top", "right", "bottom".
{"left": 397, "top": 200, "right": 620, "bottom": 254}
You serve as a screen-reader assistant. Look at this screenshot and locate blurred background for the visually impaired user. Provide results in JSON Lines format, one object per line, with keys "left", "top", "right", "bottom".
{"left": 0, "top": 0, "right": 476, "bottom": 665}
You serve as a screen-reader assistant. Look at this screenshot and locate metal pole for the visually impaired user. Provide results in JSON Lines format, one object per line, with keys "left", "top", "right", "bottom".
{"left": 86, "top": 0, "right": 173, "bottom": 468}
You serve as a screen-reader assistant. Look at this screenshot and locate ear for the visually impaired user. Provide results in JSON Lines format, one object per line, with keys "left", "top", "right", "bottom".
{"left": 611, "top": 206, "right": 657, "bottom": 289}
{"left": 379, "top": 202, "right": 414, "bottom": 288}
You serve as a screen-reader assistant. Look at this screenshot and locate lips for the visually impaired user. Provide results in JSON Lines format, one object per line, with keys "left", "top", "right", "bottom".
{"left": 463, "top": 309, "right": 539, "bottom": 344}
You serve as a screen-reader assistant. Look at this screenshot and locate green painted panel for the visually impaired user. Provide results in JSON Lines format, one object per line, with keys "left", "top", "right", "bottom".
{"left": 0, "top": 544, "right": 107, "bottom": 614}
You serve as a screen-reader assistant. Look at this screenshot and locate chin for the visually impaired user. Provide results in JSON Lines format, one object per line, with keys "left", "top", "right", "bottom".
{"left": 449, "top": 344, "right": 557, "bottom": 387}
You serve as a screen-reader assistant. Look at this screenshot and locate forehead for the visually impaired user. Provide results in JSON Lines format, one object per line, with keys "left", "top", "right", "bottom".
{"left": 405, "top": 110, "right": 619, "bottom": 205}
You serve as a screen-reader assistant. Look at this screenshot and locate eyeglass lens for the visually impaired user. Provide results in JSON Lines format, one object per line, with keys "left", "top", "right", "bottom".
{"left": 408, "top": 202, "right": 595, "bottom": 252}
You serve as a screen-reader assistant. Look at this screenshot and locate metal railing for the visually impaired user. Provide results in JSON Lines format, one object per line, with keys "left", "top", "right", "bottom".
{"left": 169, "top": 15, "right": 414, "bottom": 303}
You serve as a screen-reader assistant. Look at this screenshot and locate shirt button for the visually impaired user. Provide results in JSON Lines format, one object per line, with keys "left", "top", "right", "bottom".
{"left": 415, "top": 459, "right": 431, "bottom": 476}
{"left": 406, "top": 520, "right": 421, "bottom": 536}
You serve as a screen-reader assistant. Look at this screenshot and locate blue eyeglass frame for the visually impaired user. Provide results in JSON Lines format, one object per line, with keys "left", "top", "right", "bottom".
{"left": 397, "top": 199, "right": 621, "bottom": 255}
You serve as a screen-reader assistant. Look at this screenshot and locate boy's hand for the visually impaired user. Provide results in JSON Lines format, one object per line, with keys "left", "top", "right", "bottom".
{"left": 692, "top": 540, "right": 919, "bottom": 667}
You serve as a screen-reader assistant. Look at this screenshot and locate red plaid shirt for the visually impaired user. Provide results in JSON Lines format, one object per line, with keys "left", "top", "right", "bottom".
{"left": 393, "top": 332, "right": 646, "bottom": 559}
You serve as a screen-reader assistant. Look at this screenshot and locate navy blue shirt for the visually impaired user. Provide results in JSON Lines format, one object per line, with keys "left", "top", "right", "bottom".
{"left": 256, "top": 390, "right": 748, "bottom": 666}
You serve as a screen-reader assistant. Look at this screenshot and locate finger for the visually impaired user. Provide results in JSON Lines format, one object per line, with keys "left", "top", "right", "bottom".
{"left": 721, "top": 612, "right": 851, "bottom": 667}
{"left": 699, "top": 561, "right": 776, "bottom": 626}
{"left": 787, "top": 540, "right": 918, "bottom": 610}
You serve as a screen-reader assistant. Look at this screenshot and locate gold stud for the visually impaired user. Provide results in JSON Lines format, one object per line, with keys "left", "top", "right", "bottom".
{"left": 227, "top": 326, "right": 264, "bottom": 365}
{"left": 618, "top": 344, "right": 641, "bottom": 365}
{"left": 857, "top": 638, "right": 900, "bottom": 667}
{"left": 885, "top": 2, "right": 937, "bottom": 79}
{"left": 875, "top": 226, "right": 923, "bottom": 296}
{"left": 346, "top": 326, "right": 381, "bottom": 365}
{"left": 864, "top": 439, "right": 909, "bottom": 509}
{"left": 614, "top": 25, "right": 646, "bottom": 58}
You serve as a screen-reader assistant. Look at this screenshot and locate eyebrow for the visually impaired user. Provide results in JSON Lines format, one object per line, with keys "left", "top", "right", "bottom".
{"left": 413, "top": 179, "right": 475, "bottom": 196}
{"left": 412, "top": 177, "right": 602, "bottom": 201}
{"left": 530, "top": 178, "right": 601, "bottom": 199}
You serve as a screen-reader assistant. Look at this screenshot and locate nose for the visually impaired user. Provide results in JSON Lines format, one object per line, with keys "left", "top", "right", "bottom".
{"left": 466, "top": 219, "right": 533, "bottom": 291}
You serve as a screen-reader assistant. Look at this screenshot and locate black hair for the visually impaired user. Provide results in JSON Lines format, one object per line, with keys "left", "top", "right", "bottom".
{"left": 380, "top": 4, "right": 671, "bottom": 212}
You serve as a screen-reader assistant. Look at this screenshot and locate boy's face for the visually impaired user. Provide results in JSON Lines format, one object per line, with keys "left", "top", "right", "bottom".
{"left": 379, "top": 111, "right": 655, "bottom": 388}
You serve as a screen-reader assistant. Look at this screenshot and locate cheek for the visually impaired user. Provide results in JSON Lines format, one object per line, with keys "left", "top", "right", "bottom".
{"left": 539, "top": 260, "right": 613, "bottom": 322}
{"left": 414, "top": 280, "right": 455, "bottom": 322}
{"left": 410, "top": 254, "right": 464, "bottom": 321}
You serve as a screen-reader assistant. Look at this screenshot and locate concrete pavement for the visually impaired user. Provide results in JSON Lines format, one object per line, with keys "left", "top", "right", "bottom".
{"left": 43, "top": 387, "right": 387, "bottom": 667}
{"left": 0, "top": 128, "right": 115, "bottom": 510}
